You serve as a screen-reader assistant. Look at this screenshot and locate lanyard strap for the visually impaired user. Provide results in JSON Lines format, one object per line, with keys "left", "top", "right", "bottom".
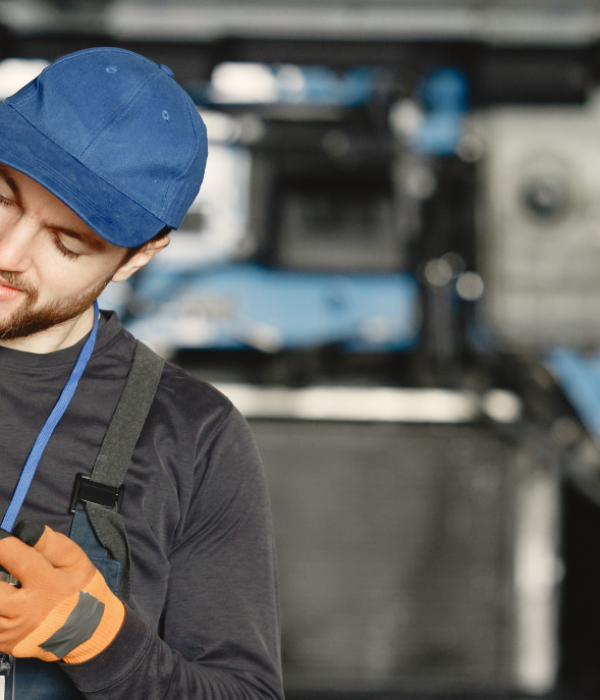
{"left": 1, "top": 301, "right": 100, "bottom": 532}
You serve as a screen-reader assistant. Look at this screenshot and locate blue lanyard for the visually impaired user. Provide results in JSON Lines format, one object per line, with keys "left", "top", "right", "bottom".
{"left": 1, "top": 301, "right": 100, "bottom": 532}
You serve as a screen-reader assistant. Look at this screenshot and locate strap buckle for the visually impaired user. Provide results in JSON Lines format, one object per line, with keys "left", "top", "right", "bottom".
{"left": 69, "top": 473, "right": 125, "bottom": 514}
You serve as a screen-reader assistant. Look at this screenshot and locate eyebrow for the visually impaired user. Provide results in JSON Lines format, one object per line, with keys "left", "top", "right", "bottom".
{"left": 0, "top": 164, "right": 109, "bottom": 252}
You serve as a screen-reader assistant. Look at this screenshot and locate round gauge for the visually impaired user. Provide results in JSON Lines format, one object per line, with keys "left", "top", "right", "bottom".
{"left": 521, "top": 173, "right": 570, "bottom": 219}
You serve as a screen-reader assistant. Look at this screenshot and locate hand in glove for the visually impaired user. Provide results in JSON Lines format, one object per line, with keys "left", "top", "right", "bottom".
{"left": 0, "top": 521, "right": 125, "bottom": 664}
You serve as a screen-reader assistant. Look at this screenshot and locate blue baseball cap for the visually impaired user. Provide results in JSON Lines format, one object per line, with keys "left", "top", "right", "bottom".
{"left": 0, "top": 47, "right": 207, "bottom": 247}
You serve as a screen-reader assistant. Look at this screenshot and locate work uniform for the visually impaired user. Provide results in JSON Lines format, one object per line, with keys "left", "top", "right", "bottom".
{"left": 0, "top": 310, "right": 283, "bottom": 699}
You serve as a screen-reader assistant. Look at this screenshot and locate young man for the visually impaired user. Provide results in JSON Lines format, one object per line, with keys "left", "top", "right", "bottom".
{"left": 0, "top": 48, "right": 283, "bottom": 699}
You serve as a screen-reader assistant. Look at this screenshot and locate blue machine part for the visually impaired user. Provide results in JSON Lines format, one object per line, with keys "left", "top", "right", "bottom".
{"left": 412, "top": 68, "right": 469, "bottom": 157}
{"left": 196, "top": 62, "right": 375, "bottom": 107}
{"left": 294, "top": 65, "right": 373, "bottom": 107}
{"left": 546, "top": 348, "right": 600, "bottom": 442}
{"left": 119, "top": 263, "right": 420, "bottom": 353}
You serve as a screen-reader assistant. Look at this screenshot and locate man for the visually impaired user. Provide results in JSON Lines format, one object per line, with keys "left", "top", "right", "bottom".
{"left": 0, "top": 47, "right": 283, "bottom": 699}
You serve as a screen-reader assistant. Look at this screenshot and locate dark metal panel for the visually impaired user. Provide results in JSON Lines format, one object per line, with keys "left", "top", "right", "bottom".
{"left": 252, "top": 419, "right": 559, "bottom": 693}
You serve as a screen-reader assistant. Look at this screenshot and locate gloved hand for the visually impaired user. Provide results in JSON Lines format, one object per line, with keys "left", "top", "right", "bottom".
{"left": 0, "top": 521, "right": 125, "bottom": 664}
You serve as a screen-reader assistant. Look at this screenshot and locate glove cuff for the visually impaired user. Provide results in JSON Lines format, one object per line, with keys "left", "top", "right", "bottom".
{"left": 62, "top": 570, "right": 125, "bottom": 664}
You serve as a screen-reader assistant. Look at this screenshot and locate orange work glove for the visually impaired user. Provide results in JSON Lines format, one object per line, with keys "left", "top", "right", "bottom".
{"left": 0, "top": 521, "right": 125, "bottom": 664}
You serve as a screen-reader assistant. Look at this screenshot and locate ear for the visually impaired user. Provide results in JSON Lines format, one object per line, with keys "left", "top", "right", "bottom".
{"left": 111, "top": 235, "right": 170, "bottom": 282}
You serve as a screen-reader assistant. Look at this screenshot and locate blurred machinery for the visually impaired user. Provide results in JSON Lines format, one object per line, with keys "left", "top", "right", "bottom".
{"left": 104, "top": 64, "right": 468, "bottom": 359}
{"left": 6, "top": 2, "right": 600, "bottom": 697}
{"left": 478, "top": 95, "right": 600, "bottom": 350}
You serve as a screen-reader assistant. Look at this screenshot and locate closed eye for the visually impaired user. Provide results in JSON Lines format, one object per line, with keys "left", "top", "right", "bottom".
{"left": 52, "top": 234, "right": 81, "bottom": 261}
{"left": 0, "top": 194, "right": 16, "bottom": 208}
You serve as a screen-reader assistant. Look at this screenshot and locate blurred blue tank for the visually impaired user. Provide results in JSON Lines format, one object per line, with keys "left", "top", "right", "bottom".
{"left": 116, "top": 262, "right": 419, "bottom": 354}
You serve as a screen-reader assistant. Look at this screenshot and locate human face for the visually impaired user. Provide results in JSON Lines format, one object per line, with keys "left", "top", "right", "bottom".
{"left": 0, "top": 164, "right": 151, "bottom": 347}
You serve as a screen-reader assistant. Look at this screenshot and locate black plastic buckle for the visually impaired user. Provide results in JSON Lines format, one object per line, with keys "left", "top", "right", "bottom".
{"left": 69, "top": 473, "right": 125, "bottom": 514}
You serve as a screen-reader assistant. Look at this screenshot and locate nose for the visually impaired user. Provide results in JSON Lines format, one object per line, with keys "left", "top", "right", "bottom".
{"left": 0, "top": 219, "right": 34, "bottom": 272}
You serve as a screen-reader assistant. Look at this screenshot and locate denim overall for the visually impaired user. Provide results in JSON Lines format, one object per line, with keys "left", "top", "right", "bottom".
{"left": 3, "top": 339, "right": 164, "bottom": 700}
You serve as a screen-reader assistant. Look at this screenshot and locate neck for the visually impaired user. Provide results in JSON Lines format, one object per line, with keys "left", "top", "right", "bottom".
{"left": 0, "top": 305, "right": 97, "bottom": 354}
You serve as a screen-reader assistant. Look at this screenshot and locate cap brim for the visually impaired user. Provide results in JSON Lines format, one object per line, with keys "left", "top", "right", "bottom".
{"left": 0, "top": 103, "right": 167, "bottom": 247}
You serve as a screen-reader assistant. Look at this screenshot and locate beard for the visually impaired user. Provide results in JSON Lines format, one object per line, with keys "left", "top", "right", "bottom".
{"left": 0, "top": 269, "right": 116, "bottom": 341}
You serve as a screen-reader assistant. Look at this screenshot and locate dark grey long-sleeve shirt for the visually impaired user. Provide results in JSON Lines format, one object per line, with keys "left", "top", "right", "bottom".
{"left": 0, "top": 310, "right": 283, "bottom": 699}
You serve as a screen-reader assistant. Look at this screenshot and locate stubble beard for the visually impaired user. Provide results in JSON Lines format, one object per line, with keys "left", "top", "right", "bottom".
{"left": 0, "top": 269, "right": 116, "bottom": 341}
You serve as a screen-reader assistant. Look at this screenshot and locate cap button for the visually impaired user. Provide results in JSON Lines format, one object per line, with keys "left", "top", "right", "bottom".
{"left": 159, "top": 64, "right": 174, "bottom": 78}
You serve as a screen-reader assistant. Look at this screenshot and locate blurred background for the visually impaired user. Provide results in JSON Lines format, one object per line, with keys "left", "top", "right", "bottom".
{"left": 6, "top": 0, "right": 600, "bottom": 697}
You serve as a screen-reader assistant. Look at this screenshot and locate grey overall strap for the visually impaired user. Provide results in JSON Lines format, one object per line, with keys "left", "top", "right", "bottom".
{"left": 85, "top": 341, "right": 164, "bottom": 602}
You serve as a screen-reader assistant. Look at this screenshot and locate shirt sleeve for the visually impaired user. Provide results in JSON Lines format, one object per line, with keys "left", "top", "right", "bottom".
{"left": 61, "top": 406, "right": 284, "bottom": 700}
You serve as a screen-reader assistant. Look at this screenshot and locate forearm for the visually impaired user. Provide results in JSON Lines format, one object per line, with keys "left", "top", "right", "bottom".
{"left": 61, "top": 607, "right": 284, "bottom": 700}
